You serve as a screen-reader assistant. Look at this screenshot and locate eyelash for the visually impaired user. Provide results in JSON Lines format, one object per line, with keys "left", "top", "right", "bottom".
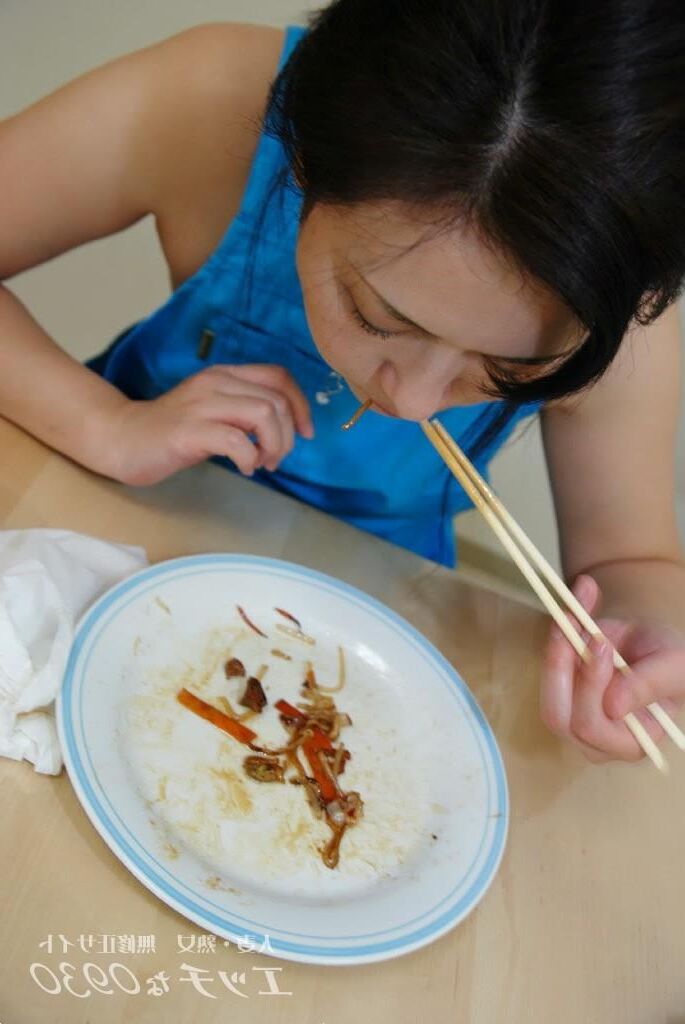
{"left": 349, "top": 305, "right": 395, "bottom": 340}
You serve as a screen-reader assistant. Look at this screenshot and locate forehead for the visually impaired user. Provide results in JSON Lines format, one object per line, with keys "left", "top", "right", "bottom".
{"left": 318, "top": 201, "right": 574, "bottom": 351}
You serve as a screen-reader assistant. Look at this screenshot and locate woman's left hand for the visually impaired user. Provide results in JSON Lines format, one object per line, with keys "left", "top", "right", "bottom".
{"left": 539, "top": 574, "right": 685, "bottom": 762}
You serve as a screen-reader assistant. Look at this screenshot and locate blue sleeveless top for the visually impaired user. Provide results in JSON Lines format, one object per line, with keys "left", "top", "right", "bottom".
{"left": 90, "top": 25, "right": 540, "bottom": 566}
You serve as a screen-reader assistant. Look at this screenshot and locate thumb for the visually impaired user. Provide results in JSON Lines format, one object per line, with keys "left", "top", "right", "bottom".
{"left": 571, "top": 573, "right": 602, "bottom": 616}
{"left": 550, "top": 573, "right": 601, "bottom": 641}
{"left": 604, "top": 648, "right": 685, "bottom": 719}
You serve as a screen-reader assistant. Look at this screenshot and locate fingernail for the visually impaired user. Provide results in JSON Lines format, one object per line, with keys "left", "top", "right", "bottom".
{"left": 591, "top": 636, "right": 608, "bottom": 659}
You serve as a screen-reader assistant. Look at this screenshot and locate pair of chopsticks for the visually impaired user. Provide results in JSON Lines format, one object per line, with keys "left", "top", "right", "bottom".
{"left": 421, "top": 417, "right": 685, "bottom": 773}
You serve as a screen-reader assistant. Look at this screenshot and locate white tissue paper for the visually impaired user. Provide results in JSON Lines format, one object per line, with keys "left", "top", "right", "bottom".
{"left": 0, "top": 529, "right": 148, "bottom": 775}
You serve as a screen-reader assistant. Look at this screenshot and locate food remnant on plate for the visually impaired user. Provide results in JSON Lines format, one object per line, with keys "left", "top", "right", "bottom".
{"left": 236, "top": 605, "right": 267, "bottom": 638}
{"left": 210, "top": 767, "right": 253, "bottom": 815}
{"left": 239, "top": 676, "right": 268, "bottom": 713}
{"left": 243, "top": 755, "right": 286, "bottom": 783}
{"left": 311, "top": 647, "right": 346, "bottom": 694}
{"left": 216, "top": 694, "right": 253, "bottom": 723}
{"left": 155, "top": 597, "right": 172, "bottom": 615}
{"left": 250, "top": 653, "right": 362, "bottom": 869}
{"left": 274, "top": 607, "right": 302, "bottom": 629}
{"left": 270, "top": 648, "right": 292, "bottom": 660}
{"left": 205, "top": 875, "right": 240, "bottom": 894}
{"left": 177, "top": 642, "right": 362, "bottom": 869}
{"left": 275, "top": 623, "right": 315, "bottom": 646}
{"left": 177, "top": 687, "right": 256, "bottom": 744}
{"left": 224, "top": 657, "right": 246, "bottom": 678}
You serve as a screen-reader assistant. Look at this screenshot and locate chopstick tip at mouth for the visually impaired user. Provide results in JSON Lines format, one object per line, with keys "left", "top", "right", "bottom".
{"left": 341, "top": 398, "right": 373, "bottom": 431}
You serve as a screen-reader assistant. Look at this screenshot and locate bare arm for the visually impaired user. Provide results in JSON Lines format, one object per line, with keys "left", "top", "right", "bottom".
{"left": 0, "top": 24, "right": 310, "bottom": 482}
{"left": 0, "top": 35, "right": 158, "bottom": 475}
{"left": 538, "top": 304, "right": 685, "bottom": 762}
{"left": 542, "top": 303, "right": 684, "bottom": 630}
{"left": 0, "top": 287, "right": 133, "bottom": 476}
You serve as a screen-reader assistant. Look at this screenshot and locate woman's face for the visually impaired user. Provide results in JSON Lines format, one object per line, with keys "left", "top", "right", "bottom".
{"left": 295, "top": 201, "right": 579, "bottom": 421}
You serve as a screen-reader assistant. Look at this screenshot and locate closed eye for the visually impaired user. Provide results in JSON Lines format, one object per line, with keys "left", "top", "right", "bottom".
{"left": 349, "top": 304, "right": 398, "bottom": 340}
{"left": 488, "top": 354, "right": 567, "bottom": 366}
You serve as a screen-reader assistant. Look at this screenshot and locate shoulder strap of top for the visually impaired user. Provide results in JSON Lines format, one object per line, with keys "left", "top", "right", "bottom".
{"left": 281, "top": 24, "right": 307, "bottom": 67}
{"left": 233, "top": 25, "right": 307, "bottom": 223}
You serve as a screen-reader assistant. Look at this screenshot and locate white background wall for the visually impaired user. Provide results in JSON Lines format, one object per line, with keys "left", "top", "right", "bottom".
{"left": 1, "top": 0, "right": 683, "bottom": 569}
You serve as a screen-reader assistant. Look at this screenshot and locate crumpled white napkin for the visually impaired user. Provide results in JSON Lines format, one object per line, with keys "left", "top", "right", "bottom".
{"left": 0, "top": 529, "right": 148, "bottom": 775}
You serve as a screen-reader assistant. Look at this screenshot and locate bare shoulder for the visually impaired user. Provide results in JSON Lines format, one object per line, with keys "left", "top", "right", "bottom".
{"left": 141, "top": 22, "right": 284, "bottom": 140}
{"left": 137, "top": 24, "right": 287, "bottom": 282}
{"left": 155, "top": 22, "right": 285, "bottom": 77}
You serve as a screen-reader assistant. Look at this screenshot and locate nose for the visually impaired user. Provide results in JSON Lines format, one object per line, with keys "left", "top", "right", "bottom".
{"left": 379, "top": 350, "right": 467, "bottom": 421}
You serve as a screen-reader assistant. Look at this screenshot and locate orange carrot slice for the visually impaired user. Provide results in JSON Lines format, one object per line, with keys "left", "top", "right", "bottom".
{"left": 177, "top": 688, "right": 257, "bottom": 744}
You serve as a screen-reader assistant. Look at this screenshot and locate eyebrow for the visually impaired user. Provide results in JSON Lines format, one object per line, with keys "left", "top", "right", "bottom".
{"left": 352, "top": 265, "right": 571, "bottom": 364}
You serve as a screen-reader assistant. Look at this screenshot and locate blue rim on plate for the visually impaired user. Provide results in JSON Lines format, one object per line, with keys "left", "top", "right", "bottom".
{"left": 57, "top": 554, "right": 508, "bottom": 965}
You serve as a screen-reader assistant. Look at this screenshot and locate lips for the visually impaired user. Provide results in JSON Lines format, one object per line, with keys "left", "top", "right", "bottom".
{"left": 345, "top": 378, "right": 397, "bottom": 418}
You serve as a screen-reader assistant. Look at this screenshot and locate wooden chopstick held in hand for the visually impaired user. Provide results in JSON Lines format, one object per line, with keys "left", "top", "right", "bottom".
{"left": 421, "top": 418, "right": 684, "bottom": 772}
{"left": 429, "top": 419, "right": 685, "bottom": 754}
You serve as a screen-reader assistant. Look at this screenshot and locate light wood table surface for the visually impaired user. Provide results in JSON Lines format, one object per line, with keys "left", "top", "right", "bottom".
{"left": 0, "top": 418, "right": 683, "bottom": 1024}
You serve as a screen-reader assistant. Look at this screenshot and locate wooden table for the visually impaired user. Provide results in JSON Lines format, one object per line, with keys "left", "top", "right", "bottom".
{"left": 1, "top": 418, "right": 683, "bottom": 1024}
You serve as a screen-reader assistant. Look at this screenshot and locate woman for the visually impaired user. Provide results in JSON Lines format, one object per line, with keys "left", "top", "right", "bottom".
{"left": 0, "top": 1, "right": 683, "bottom": 763}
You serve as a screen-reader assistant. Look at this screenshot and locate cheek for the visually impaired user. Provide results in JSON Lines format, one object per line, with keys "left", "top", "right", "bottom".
{"left": 305, "top": 301, "right": 349, "bottom": 369}
{"left": 301, "top": 290, "right": 380, "bottom": 379}
{"left": 298, "top": 279, "right": 338, "bottom": 361}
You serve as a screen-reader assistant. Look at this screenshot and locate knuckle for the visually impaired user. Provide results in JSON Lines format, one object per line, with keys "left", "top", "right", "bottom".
{"left": 545, "top": 646, "right": 568, "bottom": 674}
{"left": 272, "top": 393, "right": 289, "bottom": 416}
{"left": 222, "top": 425, "right": 242, "bottom": 445}
{"left": 253, "top": 398, "right": 274, "bottom": 423}
{"left": 189, "top": 370, "right": 212, "bottom": 394}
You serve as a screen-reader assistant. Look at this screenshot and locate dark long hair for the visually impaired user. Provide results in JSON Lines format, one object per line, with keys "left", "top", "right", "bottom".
{"left": 265, "top": 0, "right": 685, "bottom": 452}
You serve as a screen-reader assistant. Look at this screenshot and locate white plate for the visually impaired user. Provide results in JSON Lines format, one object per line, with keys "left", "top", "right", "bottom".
{"left": 57, "top": 554, "right": 507, "bottom": 965}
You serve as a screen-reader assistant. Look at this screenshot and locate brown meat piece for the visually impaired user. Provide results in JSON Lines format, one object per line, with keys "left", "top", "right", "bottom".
{"left": 243, "top": 756, "right": 285, "bottom": 784}
{"left": 224, "top": 657, "right": 246, "bottom": 679}
{"left": 239, "top": 676, "right": 267, "bottom": 713}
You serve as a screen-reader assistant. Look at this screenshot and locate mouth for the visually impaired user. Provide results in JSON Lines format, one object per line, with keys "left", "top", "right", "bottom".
{"left": 369, "top": 400, "right": 397, "bottom": 418}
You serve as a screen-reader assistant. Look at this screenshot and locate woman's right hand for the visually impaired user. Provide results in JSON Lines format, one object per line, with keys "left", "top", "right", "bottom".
{"left": 103, "top": 363, "right": 314, "bottom": 486}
